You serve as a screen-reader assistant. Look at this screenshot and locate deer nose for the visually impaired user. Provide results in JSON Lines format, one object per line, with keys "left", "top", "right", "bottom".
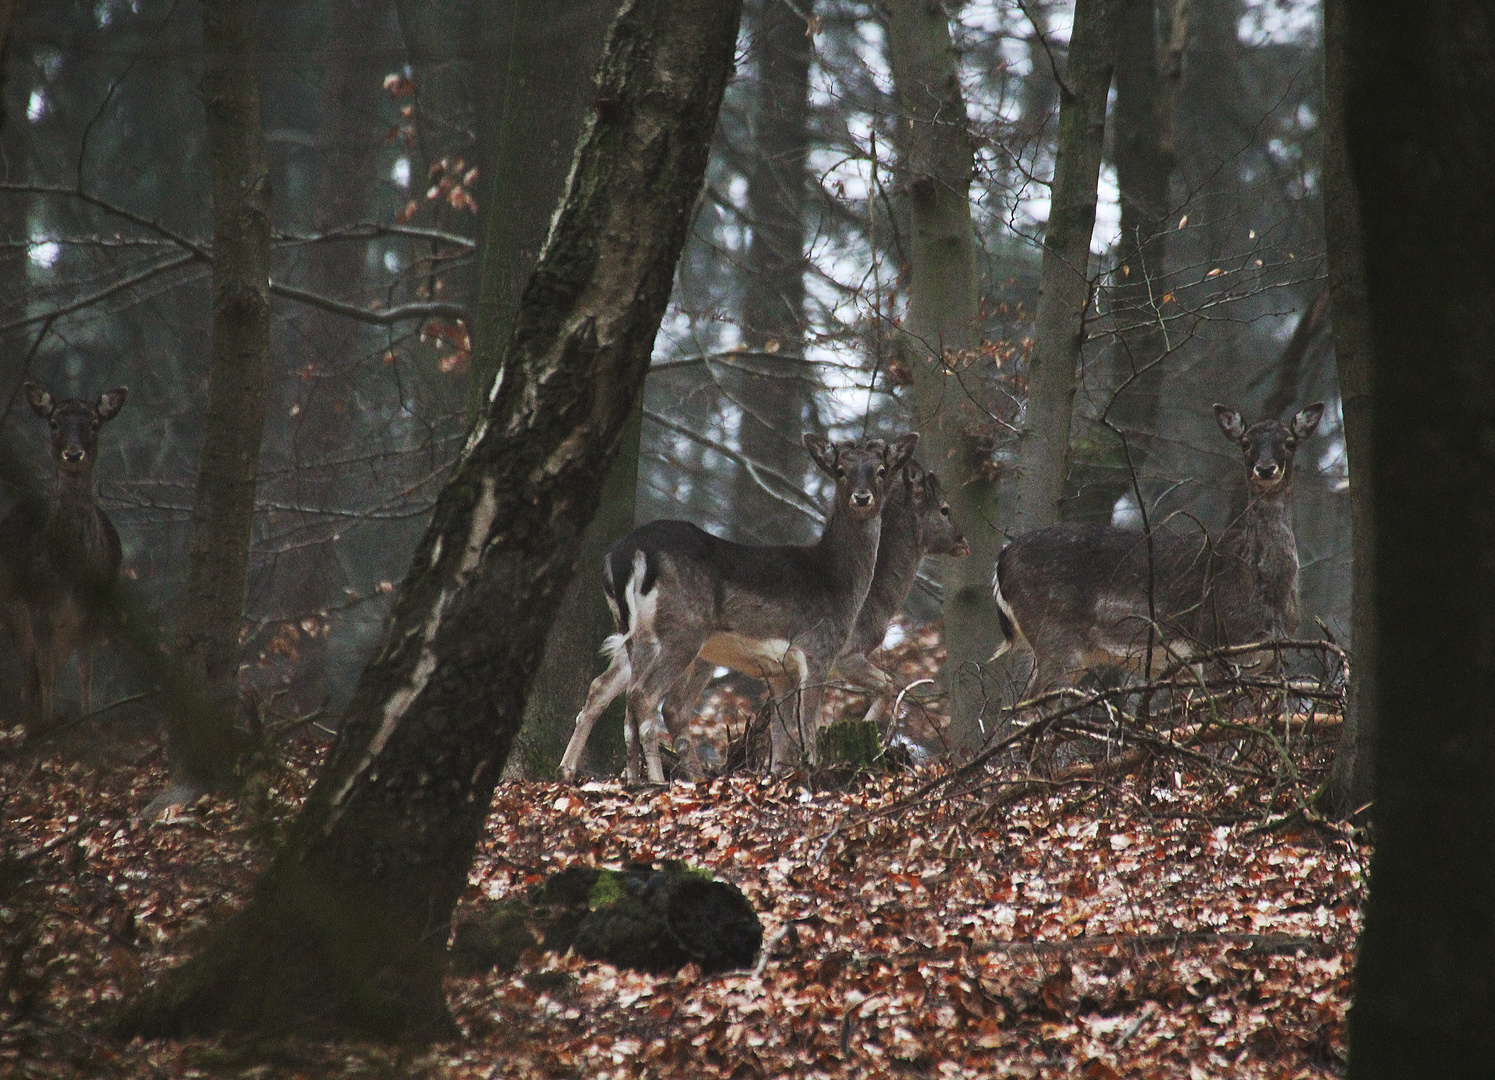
{"left": 850, "top": 491, "right": 873, "bottom": 507}
{"left": 1254, "top": 463, "right": 1279, "bottom": 479}
{"left": 61, "top": 449, "right": 85, "bottom": 463}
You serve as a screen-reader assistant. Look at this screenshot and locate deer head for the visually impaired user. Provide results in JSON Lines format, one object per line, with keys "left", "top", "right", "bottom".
{"left": 803, "top": 433, "right": 919, "bottom": 521}
{"left": 1214, "top": 402, "right": 1324, "bottom": 496}
{"left": 25, "top": 382, "right": 129, "bottom": 478}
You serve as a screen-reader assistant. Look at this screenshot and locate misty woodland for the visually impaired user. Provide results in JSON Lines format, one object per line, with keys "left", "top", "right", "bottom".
{"left": 0, "top": 1, "right": 1491, "bottom": 1078}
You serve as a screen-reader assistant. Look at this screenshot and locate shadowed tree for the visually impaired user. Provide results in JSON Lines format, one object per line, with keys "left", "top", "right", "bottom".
{"left": 1343, "top": 0, "right": 1495, "bottom": 1072}
{"left": 168, "top": 0, "right": 273, "bottom": 799}
{"left": 113, "top": 0, "right": 742, "bottom": 1040}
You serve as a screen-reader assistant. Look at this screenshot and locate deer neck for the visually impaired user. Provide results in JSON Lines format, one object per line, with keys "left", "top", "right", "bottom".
{"left": 1218, "top": 483, "right": 1299, "bottom": 614}
{"left": 47, "top": 468, "right": 104, "bottom": 543}
{"left": 858, "top": 485, "right": 920, "bottom": 630}
{"left": 816, "top": 499, "right": 882, "bottom": 623}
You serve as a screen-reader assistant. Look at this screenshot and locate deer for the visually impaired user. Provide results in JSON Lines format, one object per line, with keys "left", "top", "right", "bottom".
{"left": 0, "top": 382, "right": 129, "bottom": 725}
{"left": 991, "top": 403, "right": 1324, "bottom": 693}
{"left": 558, "top": 433, "right": 918, "bottom": 783}
{"left": 623, "top": 458, "right": 971, "bottom": 767}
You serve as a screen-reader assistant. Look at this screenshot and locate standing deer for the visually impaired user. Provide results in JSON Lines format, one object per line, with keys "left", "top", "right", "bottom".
{"left": 992, "top": 403, "right": 1324, "bottom": 691}
{"left": 0, "top": 382, "right": 129, "bottom": 724}
{"left": 622, "top": 459, "right": 972, "bottom": 766}
{"left": 558, "top": 433, "right": 918, "bottom": 782}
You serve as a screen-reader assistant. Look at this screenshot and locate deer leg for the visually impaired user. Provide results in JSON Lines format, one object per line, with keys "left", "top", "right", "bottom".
{"left": 626, "top": 637, "right": 695, "bottom": 784}
{"left": 658, "top": 658, "right": 711, "bottom": 779}
{"left": 558, "top": 646, "right": 631, "bottom": 781}
{"left": 835, "top": 652, "right": 895, "bottom": 733}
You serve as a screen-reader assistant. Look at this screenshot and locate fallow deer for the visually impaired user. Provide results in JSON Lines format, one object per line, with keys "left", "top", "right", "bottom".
{"left": 0, "top": 382, "right": 129, "bottom": 724}
{"left": 992, "top": 403, "right": 1324, "bottom": 691}
{"left": 558, "top": 433, "right": 918, "bottom": 782}
{"left": 637, "top": 459, "right": 971, "bottom": 764}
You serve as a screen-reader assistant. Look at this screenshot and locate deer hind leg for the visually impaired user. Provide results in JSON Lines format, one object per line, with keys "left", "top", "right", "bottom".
{"left": 766, "top": 657, "right": 824, "bottom": 774}
{"left": 558, "top": 636, "right": 632, "bottom": 781}
{"left": 625, "top": 636, "right": 698, "bottom": 784}
{"left": 658, "top": 658, "right": 711, "bottom": 779}
{"left": 77, "top": 646, "right": 93, "bottom": 718}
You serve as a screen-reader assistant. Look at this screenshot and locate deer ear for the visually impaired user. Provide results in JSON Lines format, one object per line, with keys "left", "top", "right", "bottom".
{"left": 24, "top": 382, "right": 54, "bottom": 420}
{"left": 904, "top": 459, "right": 925, "bottom": 487}
{"left": 1291, "top": 402, "right": 1324, "bottom": 440}
{"left": 96, "top": 387, "right": 128, "bottom": 422}
{"left": 886, "top": 432, "right": 919, "bottom": 472}
{"left": 803, "top": 433, "right": 838, "bottom": 477}
{"left": 1213, "top": 404, "right": 1246, "bottom": 443}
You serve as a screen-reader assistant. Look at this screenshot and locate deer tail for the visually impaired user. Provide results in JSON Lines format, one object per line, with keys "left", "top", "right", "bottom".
{"left": 990, "top": 546, "right": 1017, "bottom": 660}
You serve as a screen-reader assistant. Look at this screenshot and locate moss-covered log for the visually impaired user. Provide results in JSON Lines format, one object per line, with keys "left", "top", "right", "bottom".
{"left": 114, "top": 0, "right": 742, "bottom": 1043}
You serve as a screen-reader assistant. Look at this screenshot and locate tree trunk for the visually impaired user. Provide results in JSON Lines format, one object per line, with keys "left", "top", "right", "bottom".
{"left": 459, "top": 0, "right": 622, "bottom": 773}
{"left": 884, "top": 0, "right": 996, "bottom": 755}
{"left": 114, "top": 0, "right": 741, "bottom": 1041}
{"left": 170, "top": 0, "right": 273, "bottom": 794}
{"left": 1090, "top": 0, "right": 1171, "bottom": 519}
{"left": 1317, "top": 0, "right": 1374, "bottom": 822}
{"left": 1342, "top": 0, "right": 1495, "bottom": 1073}
{"left": 728, "top": 0, "right": 814, "bottom": 545}
{"left": 1010, "top": 0, "right": 1118, "bottom": 534}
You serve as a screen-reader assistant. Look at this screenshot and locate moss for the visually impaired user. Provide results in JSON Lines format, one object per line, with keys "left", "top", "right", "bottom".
{"left": 587, "top": 870, "right": 625, "bottom": 911}
{"left": 817, "top": 718, "right": 883, "bottom": 769}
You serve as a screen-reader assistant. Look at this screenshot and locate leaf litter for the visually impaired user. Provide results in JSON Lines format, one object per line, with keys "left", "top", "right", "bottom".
{"left": 1, "top": 620, "right": 1362, "bottom": 1079}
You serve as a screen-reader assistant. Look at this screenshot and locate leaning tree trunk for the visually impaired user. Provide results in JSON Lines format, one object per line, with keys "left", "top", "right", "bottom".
{"left": 1343, "top": 0, "right": 1495, "bottom": 1074}
{"left": 114, "top": 0, "right": 741, "bottom": 1041}
{"left": 885, "top": 0, "right": 997, "bottom": 755}
{"left": 169, "top": 0, "right": 273, "bottom": 796}
{"left": 1316, "top": 0, "right": 1375, "bottom": 822}
{"left": 462, "top": 0, "right": 625, "bottom": 774}
{"left": 1010, "top": 0, "right": 1118, "bottom": 534}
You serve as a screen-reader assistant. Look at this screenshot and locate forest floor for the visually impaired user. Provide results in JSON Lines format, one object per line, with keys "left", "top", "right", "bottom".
{"left": 1, "top": 621, "right": 1362, "bottom": 1079}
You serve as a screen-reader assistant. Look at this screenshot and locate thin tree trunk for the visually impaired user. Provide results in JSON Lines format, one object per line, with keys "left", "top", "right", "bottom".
{"left": 1095, "top": 0, "right": 1171, "bottom": 515}
{"left": 170, "top": 0, "right": 273, "bottom": 794}
{"left": 460, "top": 0, "right": 621, "bottom": 772}
{"left": 1343, "top": 0, "right": 1495, "bottom": 1072}
{"left": 1011, "top": 0, "right": 1118, "bottom": 534}
{"left": 729, "top": 0, "right": 814, "bottom": 545}
{"left": 1317, "top": 0, "right": 1373, "bottom": 822}
{"left": 885, "top": 0, "right": 996, "bottom": 755}
{"left": 114, "top": 0, "right": 741, "bottom": 1040}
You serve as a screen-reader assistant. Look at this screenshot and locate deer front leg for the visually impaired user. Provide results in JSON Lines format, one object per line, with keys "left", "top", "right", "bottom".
{"left": 78, "top": 646, "right": 93, "bottom": 718}
{"left": 558, "top": 647, "right": 632, "bottom": 781}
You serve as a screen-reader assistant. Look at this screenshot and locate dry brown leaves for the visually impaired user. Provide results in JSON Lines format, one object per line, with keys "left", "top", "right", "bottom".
{"left": 1, "top": 623, "right": 1362, "bottom": 1080}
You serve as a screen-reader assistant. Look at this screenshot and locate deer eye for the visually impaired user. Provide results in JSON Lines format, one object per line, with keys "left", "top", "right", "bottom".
{"left": 835, "top": 467, "right": 846, "bottom": 479}
{"left": 1284, "top": 439, "right": 1296, "bottom": 451}
{"left": 876, "top": 466, "right": 887, "bottom": 479}
{"left": 940, "top": 505, "right": 950, "bottom": 516}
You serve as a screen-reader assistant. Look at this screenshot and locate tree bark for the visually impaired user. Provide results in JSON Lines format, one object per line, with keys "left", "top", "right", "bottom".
{"left": 170, "top": 0, "right": 273, "bottom": 794}
{"left": 885, "top": 0, "right": 996, "bottom": 755}
{"left": 1317, "top": 0, "right": 1373, "bottom": 822}
{"left": 1343, "top": 0, "right": 1495, "bottom": 1073}
{"left": 728, "top": 0, "right": 814, "bottom": 545}
{"left": 114, "top": 0, "right": 741, "bottom": 1041}
{"left": 1011, "top": 0, "right": 1118, "bottom": 534}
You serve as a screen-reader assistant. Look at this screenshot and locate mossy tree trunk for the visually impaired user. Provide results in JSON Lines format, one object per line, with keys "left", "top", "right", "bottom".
{"left": 115, "top": 0, "right": 742, "bottom": 1041}
{"left": 170, "top": 0, "right": 273, "bottom": 795}
{"left": 1343, "top": 0, "right": 1495, "bottom": 1072}
{"left": 884, "top": 0, "right": 996, "bottom": 754}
